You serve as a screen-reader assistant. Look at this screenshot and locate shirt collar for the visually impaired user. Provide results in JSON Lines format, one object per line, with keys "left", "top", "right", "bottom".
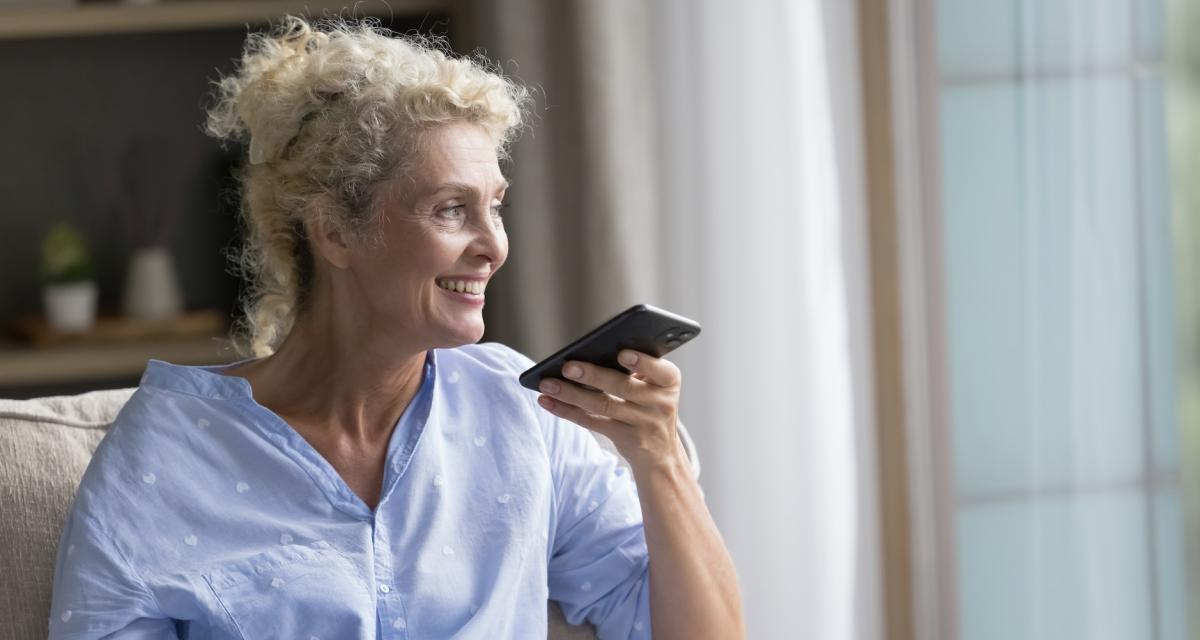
{"left": 140, "top": 350, "right": 439, "bottom": 401}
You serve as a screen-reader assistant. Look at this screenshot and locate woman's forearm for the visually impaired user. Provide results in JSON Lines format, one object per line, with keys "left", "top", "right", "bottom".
{"left": 633, "top": 439, "right": 745, "bottom": 640}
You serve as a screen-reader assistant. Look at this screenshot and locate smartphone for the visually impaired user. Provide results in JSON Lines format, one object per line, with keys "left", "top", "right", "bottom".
{"left": 518, "top": 304, "right": 701, "bottom": 392}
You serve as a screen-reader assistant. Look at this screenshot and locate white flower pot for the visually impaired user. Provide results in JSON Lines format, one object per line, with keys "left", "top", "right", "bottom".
{"left": 43, "top": 281, "right": 98, "bottom": 334}
{"left": 122, "top": 246, "right": 183, "bottom": 320}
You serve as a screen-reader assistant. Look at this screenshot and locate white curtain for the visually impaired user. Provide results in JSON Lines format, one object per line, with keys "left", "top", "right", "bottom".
{"left": 469, "top": 1, "right": 882, "bottom": 638}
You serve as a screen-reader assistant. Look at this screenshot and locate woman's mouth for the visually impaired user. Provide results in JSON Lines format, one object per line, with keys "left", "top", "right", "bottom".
{"left": 436, "top": 278, "right": 486, "bottom": 295}
{"left": 436, "top": 278, "right": 485, "bottom": 305}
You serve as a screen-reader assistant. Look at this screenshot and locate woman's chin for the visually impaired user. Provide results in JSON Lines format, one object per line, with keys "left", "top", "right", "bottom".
{"left": 438, "top": 321, "right": 485, "bottom": 347}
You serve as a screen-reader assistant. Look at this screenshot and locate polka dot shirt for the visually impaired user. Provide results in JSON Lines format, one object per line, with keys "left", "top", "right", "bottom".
{"left": 49, "top": 343, "right": 651, "bottom": 639}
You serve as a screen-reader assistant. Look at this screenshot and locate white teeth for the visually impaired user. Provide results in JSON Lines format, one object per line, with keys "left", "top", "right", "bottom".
{"left": 437, "top": 279, "right": 485, "bottom": 295}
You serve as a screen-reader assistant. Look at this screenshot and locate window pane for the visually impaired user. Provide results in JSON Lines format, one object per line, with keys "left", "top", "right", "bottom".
{"left": 932, "top": 1, "right": 1190, "bottom": 639}
{"left": 1018, "top": 0, "right": 1132, "bottom": 71}
{"left": 940, "top": 85, "right": 1030, "bottom": 495}
{"left": 942, "top": 78, "right": 1145, "bottom": 497}
{"left": 1138, "top": 75, "right": 1180, "bottom": 472}
{"left": 1139, "top": 0, "right": 1166, "bottom": 61}
{"left": 1154, "top": 487, "right": 1188, "bottom": 638}
{"left": 938, "top": 0, "right": 1018, "bottom": 75}
{"left": 957, "top": 492, "right": 1152, "bottom": 640}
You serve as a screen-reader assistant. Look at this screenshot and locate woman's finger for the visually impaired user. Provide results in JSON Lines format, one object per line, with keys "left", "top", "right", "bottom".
{"left": 558, "top": 359, "right": 652, "bottom": 404}
{"left": 539, "top": 378, "right": 642, "bottom": 424}
{"left": 615, "top": 350, "right": 681, "bottom": 389}
{"left": 537, "top": 394, "right": 629, "bottom": 439}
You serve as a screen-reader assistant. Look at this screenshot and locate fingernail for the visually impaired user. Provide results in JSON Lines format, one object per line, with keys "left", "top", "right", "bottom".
{"left": 540, "top": 379, "right": 561, "bottom": 394}
{"left": 619, "top": 351, "right": 638, "bottom": 366}
{"left": 563, "top": 364, "right": 583, "bottom": 379}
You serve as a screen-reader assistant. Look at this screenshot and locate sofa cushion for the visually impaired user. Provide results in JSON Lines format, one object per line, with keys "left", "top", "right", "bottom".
{"left": 0, "top": 388, "right": 134, "bottom": 640}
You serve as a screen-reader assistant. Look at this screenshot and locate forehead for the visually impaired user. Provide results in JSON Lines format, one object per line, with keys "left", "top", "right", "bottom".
{"left": 412, "top": 124, "right": 507, "bottom": 192}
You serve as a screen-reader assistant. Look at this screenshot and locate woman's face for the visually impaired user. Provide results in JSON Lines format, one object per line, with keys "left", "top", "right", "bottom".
{"left": 344, "top": 121, "right": 509, "bottom": 349}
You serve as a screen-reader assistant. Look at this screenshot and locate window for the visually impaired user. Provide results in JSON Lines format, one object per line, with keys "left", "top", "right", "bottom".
{"left": 892, "top": 0, "right": 1193, "bottom": 637}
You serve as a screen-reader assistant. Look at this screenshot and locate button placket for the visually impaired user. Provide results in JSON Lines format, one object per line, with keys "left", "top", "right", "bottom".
{"left": 373, "top": 517, "right": 407, "bottom": 637}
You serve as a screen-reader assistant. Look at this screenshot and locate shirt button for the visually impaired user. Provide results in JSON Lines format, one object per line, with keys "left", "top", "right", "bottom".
{"left": 379, "top": 584, "right": 391, "bottom": 594}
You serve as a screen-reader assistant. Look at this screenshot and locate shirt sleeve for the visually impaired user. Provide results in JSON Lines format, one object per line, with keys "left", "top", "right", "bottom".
{"left": 49, "top": 509, "right": 177, "bottom": 639}
{"left": 543, "top": 414, "right": 654, "bottom": 640}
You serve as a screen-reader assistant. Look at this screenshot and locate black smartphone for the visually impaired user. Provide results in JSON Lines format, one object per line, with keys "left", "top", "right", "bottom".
{"left": 518, "top": 304, "right": 701, "bottom": 392}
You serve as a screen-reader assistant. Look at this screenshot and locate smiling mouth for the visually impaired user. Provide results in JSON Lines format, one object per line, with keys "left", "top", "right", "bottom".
{"left": 435, "top": 278, "right": 486, "bottom": 295}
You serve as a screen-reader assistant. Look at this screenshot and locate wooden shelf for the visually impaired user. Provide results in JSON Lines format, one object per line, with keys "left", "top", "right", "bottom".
{"left": 0, "top": 0, "right": 450, "bottom": 40}
{"left": 0, "top": 334, "right": 240, "bottom": 387}
{"left": 9, "top": 309, "right": 226, "bottom": 348}
{"left": 0, "top": 309, "right": 240, "bottom": 387}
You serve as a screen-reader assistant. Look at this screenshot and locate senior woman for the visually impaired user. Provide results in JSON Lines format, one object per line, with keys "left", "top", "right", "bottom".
{"left": 49, "top": 17, "right": 742, "bottom": 640}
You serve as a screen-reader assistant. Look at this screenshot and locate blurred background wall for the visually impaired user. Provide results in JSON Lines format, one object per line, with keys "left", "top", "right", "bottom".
{"left": 0, "top": 29, "right": 242, "bottom": 326}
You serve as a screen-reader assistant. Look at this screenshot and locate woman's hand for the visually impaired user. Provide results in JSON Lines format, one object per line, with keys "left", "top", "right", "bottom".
{"left": 537, "top": 351, "right": 746, "bottom": 639}
{"left": 536, "top": 349, "right": 686, "bottom": 473}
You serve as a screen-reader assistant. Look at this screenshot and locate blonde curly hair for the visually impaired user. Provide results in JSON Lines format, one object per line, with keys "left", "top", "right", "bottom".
{"left": 205, "top": 16, "right": 531, "bottom": 358}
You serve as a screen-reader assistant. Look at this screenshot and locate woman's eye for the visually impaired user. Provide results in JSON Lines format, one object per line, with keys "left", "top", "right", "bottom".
{"left": 438, "top": 205, "right": 466, "bottom": 219}
{"left": 436, "top": 204, "right": 507, "bottom": 222}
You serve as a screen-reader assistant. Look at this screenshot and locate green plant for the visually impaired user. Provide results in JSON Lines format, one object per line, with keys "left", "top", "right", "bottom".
{"left": 40, "top": 223, "right": 95, "bottom": 285}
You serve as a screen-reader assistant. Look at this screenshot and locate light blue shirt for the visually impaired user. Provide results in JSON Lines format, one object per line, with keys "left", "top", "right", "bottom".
{"left": 49, "top": 342, "right": 652, "bottom": 639}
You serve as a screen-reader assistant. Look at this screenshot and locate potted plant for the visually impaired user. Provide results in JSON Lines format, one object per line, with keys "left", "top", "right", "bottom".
{"left": 40, "top": 222, "right": 98, "bottom": 334}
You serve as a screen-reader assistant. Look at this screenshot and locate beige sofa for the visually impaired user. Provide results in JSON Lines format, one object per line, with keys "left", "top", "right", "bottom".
{"left": 0, "top": 388, "right": 700, "bottom": 639}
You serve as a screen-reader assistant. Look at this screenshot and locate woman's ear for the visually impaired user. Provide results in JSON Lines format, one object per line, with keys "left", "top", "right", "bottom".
{"left": 306, "top": 205, "right": 353, "bottom": 271}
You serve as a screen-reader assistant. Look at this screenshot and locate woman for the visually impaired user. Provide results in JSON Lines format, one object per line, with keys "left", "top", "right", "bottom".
{"left": 50, "top": 17, "right": 743, "bottom": 639}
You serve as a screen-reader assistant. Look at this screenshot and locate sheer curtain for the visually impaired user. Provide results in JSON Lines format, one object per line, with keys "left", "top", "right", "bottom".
{"left": 468, "top": 1, "right": 883, "bottom": 638}
{"left": 651, "top": 2, "right": 881, "bottom": 638}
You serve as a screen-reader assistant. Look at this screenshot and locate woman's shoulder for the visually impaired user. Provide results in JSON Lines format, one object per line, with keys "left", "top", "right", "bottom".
{"left": 72, "top": 367, "right": 247, "bottom": 518}
{"left": 106, "top": 368, "right": 239, "bottom": 443}
{"left": 444, "top": 343, "right": 599, "bottom": 453}
{"left": 438, "top": 342, "right": 549, "bottom": 431}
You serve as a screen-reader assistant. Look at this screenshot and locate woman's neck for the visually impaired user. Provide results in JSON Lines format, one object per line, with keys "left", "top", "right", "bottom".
{"left": 223, "top": 313, "right": 428, "bottom": 447}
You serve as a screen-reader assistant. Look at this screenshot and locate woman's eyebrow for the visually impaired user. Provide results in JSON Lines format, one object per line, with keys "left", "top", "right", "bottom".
{"left": 430, "top": 179, "right": 510, "bottom": 195}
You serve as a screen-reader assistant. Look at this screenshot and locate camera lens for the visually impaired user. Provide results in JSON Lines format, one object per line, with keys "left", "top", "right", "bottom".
{"left": 679, "top": 331, "right": 696, "bottom": 340}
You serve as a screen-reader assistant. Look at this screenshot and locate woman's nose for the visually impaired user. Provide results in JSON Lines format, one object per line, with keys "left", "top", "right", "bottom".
{"left": 470, "top": 210, "right": 507, "bottom": 265}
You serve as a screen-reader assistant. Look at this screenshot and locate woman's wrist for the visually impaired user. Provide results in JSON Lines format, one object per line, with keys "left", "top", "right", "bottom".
{"left": 626, "top": 432, "right": 693, "bottom": 484}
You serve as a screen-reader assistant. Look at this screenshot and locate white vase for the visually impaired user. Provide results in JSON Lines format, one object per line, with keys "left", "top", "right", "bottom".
{"left": 122, "top": 246, "right": 183, "bottom": 320}
{"left": 44, "top": 281, "right": 98, "bottom": 334}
